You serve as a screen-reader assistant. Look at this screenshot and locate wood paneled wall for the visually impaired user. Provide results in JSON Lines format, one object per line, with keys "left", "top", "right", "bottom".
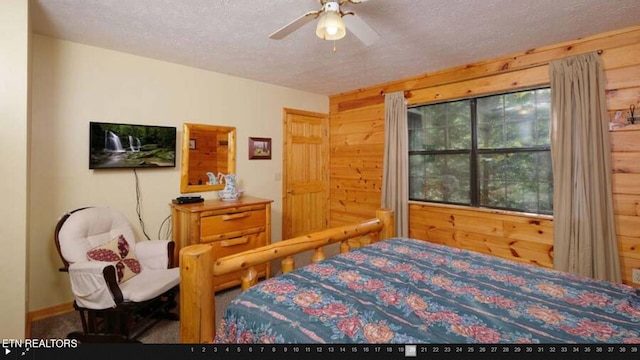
{"left": 612, "top": 126, "right": 640, "bottom": 286}
{"left": 329, "top": 25, "right": 640, "bottom": 287}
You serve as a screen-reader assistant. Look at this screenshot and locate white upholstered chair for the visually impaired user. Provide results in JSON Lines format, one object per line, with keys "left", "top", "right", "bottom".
{"left": 54, "top": 207, "right": 180, "bottom": 342}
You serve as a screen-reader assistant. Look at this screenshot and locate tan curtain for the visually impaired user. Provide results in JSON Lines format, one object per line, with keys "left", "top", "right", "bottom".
{"left": 549, "top": 52, "right": 621, "bottom": 282}
{"left": 381, "top": 91, "right": 408, "bottom": 237}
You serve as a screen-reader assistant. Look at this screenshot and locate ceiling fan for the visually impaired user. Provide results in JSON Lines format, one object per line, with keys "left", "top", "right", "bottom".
{"left": 269, "top": 0, "right": 381, "bottom": 46}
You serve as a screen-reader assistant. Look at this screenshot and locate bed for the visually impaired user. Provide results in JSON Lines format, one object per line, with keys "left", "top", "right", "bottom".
{"left": 179, "top": 209, "right": 640, "bottom": 344}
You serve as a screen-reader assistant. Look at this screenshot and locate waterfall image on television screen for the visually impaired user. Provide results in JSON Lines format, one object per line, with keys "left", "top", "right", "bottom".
{"left": 89, "top": 122, "right": 177, "bottom": 169}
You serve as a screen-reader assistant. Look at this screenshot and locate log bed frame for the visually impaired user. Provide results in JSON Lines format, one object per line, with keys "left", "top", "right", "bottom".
{"left": 179, "top": 208, "right": 395, "bottom": 343}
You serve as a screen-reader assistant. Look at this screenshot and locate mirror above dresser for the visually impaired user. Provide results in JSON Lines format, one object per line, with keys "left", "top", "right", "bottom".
{"left": 180, "top": 123, "right": 236, "bottom": 194}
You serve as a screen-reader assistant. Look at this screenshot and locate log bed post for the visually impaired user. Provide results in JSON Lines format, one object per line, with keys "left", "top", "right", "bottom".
{"left": 179, "top": 244, "right": 215, "bottom": 344}
{"left": 179, "top": 208, "right": 394, "bottom": 343}
{"left": 377, "top": 208, "right": 395, "bottom": 239}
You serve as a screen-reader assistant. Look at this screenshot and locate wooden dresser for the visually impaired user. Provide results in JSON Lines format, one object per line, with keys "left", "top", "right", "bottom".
{"left": 170, "top": 196, "right": 273, "bottom": 292}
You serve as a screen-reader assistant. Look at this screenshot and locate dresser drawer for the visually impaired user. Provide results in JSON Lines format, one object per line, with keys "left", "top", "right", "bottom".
{"left": 171, "top": 197, "right": 272, "bottom": 293}
{"left": 208, "top": 232, "right": 266, "bottom": 258}
{"left": 201, "top": 209, "right": 266, "bottom": 238}
{"left": 209, "top": 229, "right": 268, "bottom": 291}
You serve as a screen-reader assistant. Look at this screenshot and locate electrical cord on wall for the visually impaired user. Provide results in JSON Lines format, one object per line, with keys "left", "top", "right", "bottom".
{"left": 158, "top": 214, "right": 172, "bottom": 240}
{"left": 133, "top": 169, "right": 151, "bottom": 240}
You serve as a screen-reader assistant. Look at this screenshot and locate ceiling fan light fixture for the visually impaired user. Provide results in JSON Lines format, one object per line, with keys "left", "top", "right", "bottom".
{"left": 315, "top": 9, "right": 346, "bottom": 41}
{"left": 270, "top": 0, "right": 379, "bottom": 46}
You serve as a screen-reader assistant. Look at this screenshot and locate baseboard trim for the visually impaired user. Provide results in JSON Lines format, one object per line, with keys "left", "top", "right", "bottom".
{"left": 27, "top": 302, "right": 75, "bottom": 334}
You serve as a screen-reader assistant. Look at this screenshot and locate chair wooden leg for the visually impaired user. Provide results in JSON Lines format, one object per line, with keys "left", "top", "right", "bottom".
{"left": 87, "top": 310, "right": 98, "bottom": 333}
{"left": 69, "top": 286, "right": 179, "bottom": 342}
{"left": 78, "top": 308, "right": 89, "bottom": 334}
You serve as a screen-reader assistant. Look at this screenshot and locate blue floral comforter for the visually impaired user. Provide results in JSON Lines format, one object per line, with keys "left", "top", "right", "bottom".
{"left": 215, "top": 238, "right": 640, "bottom": 343}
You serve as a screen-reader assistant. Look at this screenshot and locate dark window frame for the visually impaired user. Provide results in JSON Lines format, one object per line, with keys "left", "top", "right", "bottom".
{"left": 408, "top": 87, "right": 552, "bottom": 215}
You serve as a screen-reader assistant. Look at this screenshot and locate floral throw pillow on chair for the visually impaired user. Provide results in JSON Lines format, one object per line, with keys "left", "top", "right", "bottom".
{"left": 87, "top": 234, "right": 141, "bottom": 283}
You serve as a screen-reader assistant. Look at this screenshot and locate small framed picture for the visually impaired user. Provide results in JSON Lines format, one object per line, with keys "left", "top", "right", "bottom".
{"left": 248, "top": 137, "right": 271, "bottom": 160}
{"left": 189, "top": 139, "right": 196, "bottom": 150}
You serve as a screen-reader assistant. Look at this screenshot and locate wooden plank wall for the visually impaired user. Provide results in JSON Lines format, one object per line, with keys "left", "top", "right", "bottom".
{"left": 612, "top": 126, "right": 640, "bottom": 286}
{"left": 328, "top": 25, "right": 640, "bottom": 287}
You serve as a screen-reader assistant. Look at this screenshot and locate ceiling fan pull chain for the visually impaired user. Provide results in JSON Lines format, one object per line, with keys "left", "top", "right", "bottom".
{"left": 333, "top": 40, "right": 337, "bottom": 52}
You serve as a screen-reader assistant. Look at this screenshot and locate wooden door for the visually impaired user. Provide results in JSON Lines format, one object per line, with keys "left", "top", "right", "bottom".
{"left": 282, "top": 108, "right": 329, "bottom": 239}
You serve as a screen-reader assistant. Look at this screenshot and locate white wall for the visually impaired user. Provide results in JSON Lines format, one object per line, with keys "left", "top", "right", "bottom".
{"left": 0, "top": 0, "right": 30, "bottom": 338}
{"left": 29, "top": 35, "right": 328, "bottom": 311}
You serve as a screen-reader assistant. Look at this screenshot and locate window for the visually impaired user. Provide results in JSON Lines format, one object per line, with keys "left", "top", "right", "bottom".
{"left": 408, "top": 88, "right": 552, "bottom": 214}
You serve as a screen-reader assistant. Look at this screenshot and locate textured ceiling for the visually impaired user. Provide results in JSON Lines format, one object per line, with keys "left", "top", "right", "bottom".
{"left": 31, "top": 0, "right": 640, "bottom": 96}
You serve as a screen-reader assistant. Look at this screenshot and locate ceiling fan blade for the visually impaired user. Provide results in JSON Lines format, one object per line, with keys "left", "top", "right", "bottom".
{"left": 343, "top": 13, "right": 381, "bottom": 46}
{"left": 269, "top": 11, "right": 320, "bottom": 40}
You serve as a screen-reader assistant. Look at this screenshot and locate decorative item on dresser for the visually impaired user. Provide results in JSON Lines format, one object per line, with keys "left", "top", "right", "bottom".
{"left": 216, "top": 172, "right": 244, "bottom": 201}
{"left": 170, "top": 196, "right": 273, "bottom": 292}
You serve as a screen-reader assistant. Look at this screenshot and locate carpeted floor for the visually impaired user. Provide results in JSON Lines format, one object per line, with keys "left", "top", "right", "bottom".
{"left": 30, "top": 288, "right": 240, "bottom": 343}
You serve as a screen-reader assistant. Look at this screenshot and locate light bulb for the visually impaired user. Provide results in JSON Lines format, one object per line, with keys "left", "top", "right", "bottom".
{"left": 315, "top": 9, "right": 346, "bottom": 41}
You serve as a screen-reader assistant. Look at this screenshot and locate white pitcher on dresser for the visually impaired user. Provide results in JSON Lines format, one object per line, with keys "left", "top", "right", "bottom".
{"left": 217, "top": 173, "right": 242, "bottom": 201}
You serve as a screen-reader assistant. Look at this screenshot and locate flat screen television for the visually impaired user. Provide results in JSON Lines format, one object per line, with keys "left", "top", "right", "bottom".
{"left": 89, "top": 121, "right": 177, "bottom": 169}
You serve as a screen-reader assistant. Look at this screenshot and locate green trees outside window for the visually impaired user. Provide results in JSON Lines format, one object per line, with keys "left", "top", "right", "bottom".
{"left": 408, "top": 88, "right": 552, "bottom": 214}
